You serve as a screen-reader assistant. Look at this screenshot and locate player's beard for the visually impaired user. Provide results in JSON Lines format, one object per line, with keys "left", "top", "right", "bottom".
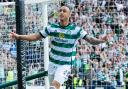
{"left": 60, "top": 17, "right": 69, "bottom": 23}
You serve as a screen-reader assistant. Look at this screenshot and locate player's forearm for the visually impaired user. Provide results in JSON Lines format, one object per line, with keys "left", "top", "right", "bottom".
{"left": 16, "top": 34, "right": 41, "bottom": 41}
{"left": 85, "top": 36, "right": 105, "bottom": 45}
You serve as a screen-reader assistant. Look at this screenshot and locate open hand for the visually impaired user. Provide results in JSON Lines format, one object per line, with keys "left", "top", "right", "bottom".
{"left": 10, "top": 32, "right": 19, "bottom": 40}
{"left": 101, "top": 35, "right": 108, "bottom": 42}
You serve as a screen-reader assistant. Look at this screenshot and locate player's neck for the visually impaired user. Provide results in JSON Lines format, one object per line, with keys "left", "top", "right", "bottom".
{"left": 60, "top": 20, "right": 69, "bottom": 27}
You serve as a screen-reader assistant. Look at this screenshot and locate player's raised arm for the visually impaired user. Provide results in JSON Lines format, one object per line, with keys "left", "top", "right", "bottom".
{"left": 10, "top": 32, "right": 43, "bottom": 41}
{"left": 84, "top": 35, "right": 108, "bottom": 45}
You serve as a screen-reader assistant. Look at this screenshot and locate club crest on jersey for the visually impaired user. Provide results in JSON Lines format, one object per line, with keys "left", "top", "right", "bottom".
{"left": 59, "top": 33, "right": 64, "bottom": 39}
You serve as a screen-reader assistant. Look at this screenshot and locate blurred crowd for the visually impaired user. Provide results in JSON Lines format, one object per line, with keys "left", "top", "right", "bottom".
{"left": 0, "top": 1, "right": 45, "bottom": 86}
{"left": 55, "top": 0, "right": 128, "bottom": 88}
{"left": 0, "top": 0, "right": 14, "bottom": 2}
{"left": 0, "top": 0, "right": 128, "bottom": 88}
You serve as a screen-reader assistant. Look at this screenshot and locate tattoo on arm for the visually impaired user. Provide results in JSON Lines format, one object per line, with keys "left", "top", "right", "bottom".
{"left": 84, "top": 35, "right": 105, "bottom": 45}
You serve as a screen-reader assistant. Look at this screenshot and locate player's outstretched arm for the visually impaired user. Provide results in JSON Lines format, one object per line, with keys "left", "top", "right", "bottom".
{"left": 84, "top": 35, "right": 108, "bottom": 45}
{"left": 10, "top": 32, "right": 42, "bottom": 41}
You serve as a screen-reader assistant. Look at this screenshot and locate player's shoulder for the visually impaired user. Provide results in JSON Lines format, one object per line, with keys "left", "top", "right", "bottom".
{"left": 72, "top": 23, "right": 82, "bottom": 30}
{"left": 48, "top": 22, "right": 60, "bottom": 28}
{"left": 66, "top": 23, "right": 77, "bottom": 30}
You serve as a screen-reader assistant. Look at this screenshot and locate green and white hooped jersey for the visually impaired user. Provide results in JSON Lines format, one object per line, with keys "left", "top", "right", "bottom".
{"left": 40, "top": 23, "right": 87, "bottom": 65}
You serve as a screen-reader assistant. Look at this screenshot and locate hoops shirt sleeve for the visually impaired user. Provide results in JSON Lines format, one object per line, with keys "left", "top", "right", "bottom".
{"left": 79, "top": 28, "right": 88, "bottom": 39}
{"left": 39, "top": 27, "right": 50, "bottom": 38}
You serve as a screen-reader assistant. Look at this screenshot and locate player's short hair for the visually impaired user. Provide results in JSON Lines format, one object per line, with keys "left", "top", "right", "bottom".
{"left": 60, "top": 1, "right": 73, "bottom": 11}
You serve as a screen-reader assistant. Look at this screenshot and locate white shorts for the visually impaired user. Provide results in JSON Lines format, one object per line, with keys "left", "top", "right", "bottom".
{"left": 48, "top": 62, "right": 71, "bottom": 85}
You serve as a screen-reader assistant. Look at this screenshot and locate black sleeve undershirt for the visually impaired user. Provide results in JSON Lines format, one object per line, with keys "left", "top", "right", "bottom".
{"left": 39, "top": 32, "right": 45, "bottom": 38}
